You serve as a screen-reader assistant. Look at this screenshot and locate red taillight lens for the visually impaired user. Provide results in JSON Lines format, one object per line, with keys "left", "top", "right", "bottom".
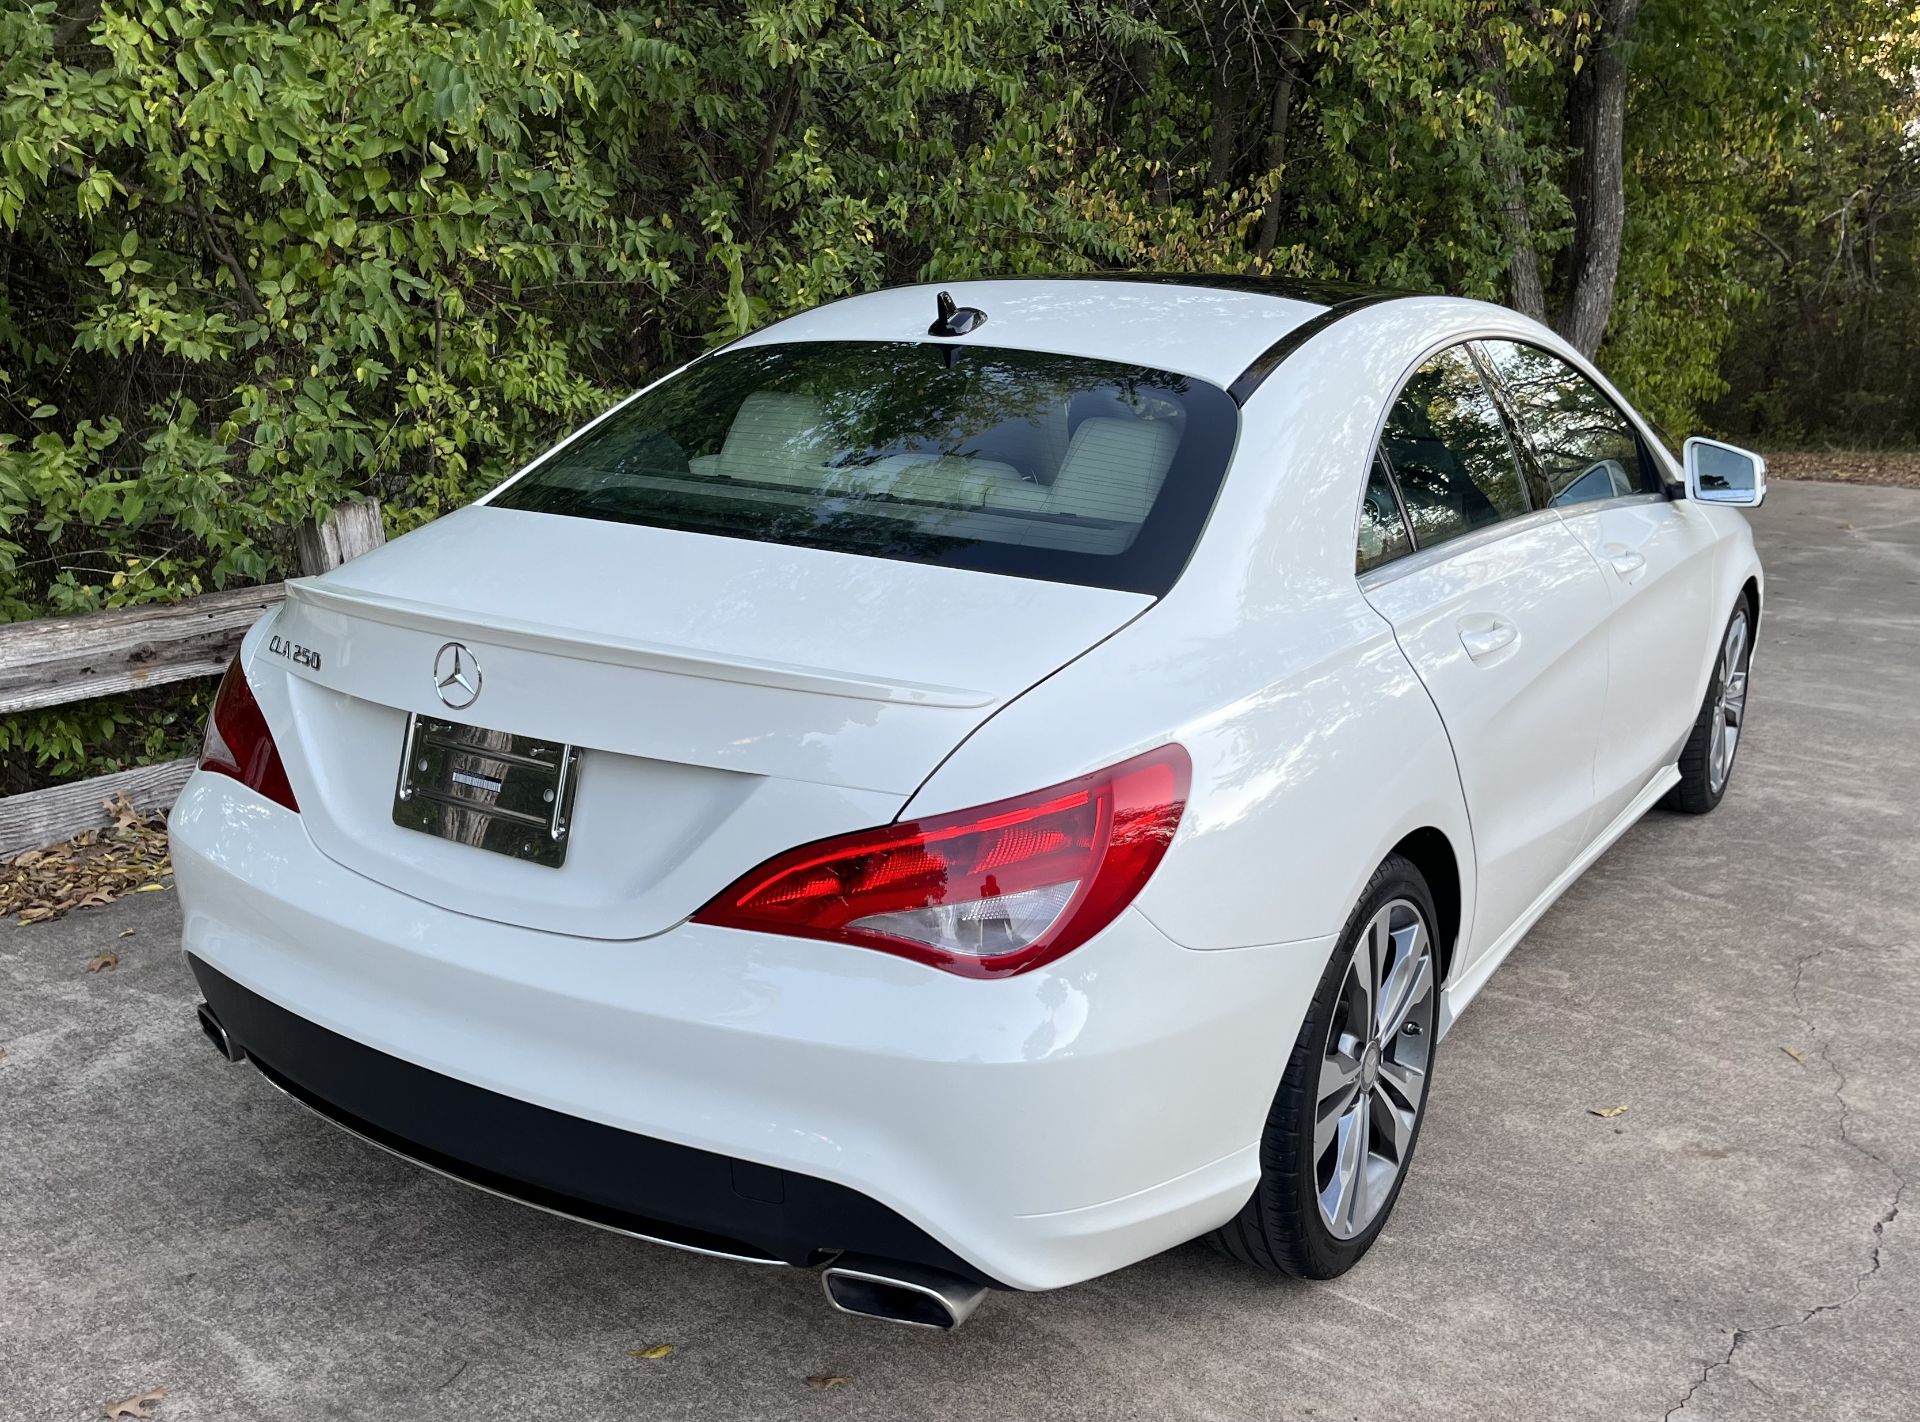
{"left": 200, "top": 656, "right": 299, "bottom": 813}
{"left": 692, "top": 745, "right": 1190, "bottom": 978}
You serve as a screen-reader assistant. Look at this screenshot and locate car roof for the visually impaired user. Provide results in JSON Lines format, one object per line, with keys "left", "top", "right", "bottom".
{"left": 730, "top": 276, "right": 1410, "bottom": 401}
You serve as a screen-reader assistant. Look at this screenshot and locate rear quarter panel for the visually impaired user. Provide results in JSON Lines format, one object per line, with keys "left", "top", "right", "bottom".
{"left": 900, "top": 322, "right": 1479, "bottom": 958}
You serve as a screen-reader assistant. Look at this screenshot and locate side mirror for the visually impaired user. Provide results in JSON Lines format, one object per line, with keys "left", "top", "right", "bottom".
{"left": 1683, "top": 437, "right": 1766, "bottom": 507}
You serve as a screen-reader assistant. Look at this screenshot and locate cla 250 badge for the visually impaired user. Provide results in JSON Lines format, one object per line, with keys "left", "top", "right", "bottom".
{"left": 268, "top": 634, "right": 323, "bottom": 671}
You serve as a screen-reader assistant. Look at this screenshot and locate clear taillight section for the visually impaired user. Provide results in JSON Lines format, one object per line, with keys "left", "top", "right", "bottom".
{"left": 200, "top": 656, "right": 299, "bottom": 813}
{"left": 692, "top": 745, "right": 1190, "bottom": 977}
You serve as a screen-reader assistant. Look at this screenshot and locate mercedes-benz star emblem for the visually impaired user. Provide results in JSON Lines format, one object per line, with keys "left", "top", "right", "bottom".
{"left": 432, "top": 641, "right": 482, "bottom": 710}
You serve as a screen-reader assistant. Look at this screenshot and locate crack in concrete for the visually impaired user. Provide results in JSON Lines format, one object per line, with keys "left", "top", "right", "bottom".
{"left": 1664, "top": 945, "right": 1910, "bottom": 1416}
{"left": 1663, "top": 1186, "right": 1906, "bottom": 1418}
{"left": 1664, "top": 1333, "right": 1740, "bottom": 1421}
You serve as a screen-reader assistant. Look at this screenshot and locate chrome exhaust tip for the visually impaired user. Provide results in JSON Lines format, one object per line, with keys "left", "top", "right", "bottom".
{"left": 196, "top": 1002, "right": 245, "bottom": 1062}
{"left": 821, "top": 1255, "right": 988, "bottom": 1330}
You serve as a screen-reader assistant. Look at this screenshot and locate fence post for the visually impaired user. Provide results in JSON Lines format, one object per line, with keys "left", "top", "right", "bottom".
{"left": 296, "top": 498, "right": 386, "bottom": 576}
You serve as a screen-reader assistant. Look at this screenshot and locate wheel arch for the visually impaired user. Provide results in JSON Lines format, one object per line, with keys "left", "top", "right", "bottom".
{"left": 1387, "top": 827, "right": 1462, "bottom": 986}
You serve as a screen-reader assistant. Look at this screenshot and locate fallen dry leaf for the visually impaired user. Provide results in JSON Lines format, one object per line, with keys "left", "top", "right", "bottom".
{"left": 629, "top": 1344, "right": 674, "bottom": 1360}
{"left": 1588, "top": 1105, "right": 1629, "bottom": 1119}
{"left": 1782, "top": 1045, "right": 1808, "bottom": 1066}
{"left": 103, "top": 1388, "right": 166, "bottom": 1420}
{"left": 86, "top": 951, "right": 120, "bottom": 974}
{"left": 0, "top": 794, "right": 173, "bottom": 926}
{"left": 806, "top": 1376, "right": 853, "bottom": 1389}
{"left": 119, "top": 928, "right": 136, "bottom": 938}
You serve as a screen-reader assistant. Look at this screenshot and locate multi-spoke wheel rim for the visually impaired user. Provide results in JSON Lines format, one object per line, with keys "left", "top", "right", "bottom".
{"left": 1315, "top": 898, "right": 1436, "bottom": 1240}
{"left": 1709, "top": 608, "right": 1751, "bottom": 795}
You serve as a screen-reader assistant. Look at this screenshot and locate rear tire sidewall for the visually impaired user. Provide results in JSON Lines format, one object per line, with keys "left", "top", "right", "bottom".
{"left": 1278, "top": 856, "right": 1440, "bottom": 1278}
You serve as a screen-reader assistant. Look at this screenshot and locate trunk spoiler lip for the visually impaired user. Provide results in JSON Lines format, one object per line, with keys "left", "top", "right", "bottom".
{"left": 282, "top": 578, "right": 996, "bottom": 709}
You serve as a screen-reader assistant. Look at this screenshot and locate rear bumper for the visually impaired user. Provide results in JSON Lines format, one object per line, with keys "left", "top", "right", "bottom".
{"left": 170, "top": 772, "right": 1330, "bottom": 1290}
{"left": 191, "top": 955, "right": 991, "bottom": 1282}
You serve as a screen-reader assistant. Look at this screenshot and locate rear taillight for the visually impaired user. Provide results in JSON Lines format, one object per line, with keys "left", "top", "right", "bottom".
{"left": 200, "top": 656, "right": 299, "bottom": 813}
{"left": 692, "top": 745, "right": 1190, "bottom": 978}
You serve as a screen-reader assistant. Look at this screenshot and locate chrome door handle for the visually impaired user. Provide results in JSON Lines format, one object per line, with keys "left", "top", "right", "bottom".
{"left": 1459, "top": 619, "right": 1518, "bottom": 661}
{"left": 1605, "top": 546, "right": 1647, "bottom": 582}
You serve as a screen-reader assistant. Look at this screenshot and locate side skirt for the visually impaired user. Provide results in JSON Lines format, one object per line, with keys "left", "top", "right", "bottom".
{"left": 1436, "top": 764, "right": 1682, "bottom": 1037}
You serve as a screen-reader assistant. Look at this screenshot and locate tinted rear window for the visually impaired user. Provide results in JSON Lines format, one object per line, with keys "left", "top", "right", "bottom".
{"left": 490, "top": 341, "right": 1239, "bottom": 594}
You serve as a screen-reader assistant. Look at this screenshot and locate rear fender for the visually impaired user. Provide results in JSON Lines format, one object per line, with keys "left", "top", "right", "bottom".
{"left": 902, "top": 591, "right": 1475, "bottom": 962}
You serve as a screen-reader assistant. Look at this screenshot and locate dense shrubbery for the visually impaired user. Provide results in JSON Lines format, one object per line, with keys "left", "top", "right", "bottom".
{"left": 1706, "top": 9, "right": 1920, "bottom": 448}
{"left": 1, "top": 0, "right": 1914, "bottom": 788}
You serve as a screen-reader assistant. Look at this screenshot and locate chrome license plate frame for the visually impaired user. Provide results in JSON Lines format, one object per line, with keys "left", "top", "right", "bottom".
{"left": 392, "top": 714, "right": 580, "bottom": 867}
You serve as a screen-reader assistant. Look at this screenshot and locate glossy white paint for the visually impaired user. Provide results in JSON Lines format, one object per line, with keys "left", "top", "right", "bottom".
{"left": 261, "top": 508, "right": 1150, "bottom": 938}
{"left": 1360, "top": 513, "right": 1613, "bottom": 973}
{"left": 1556, "top": 494, "right": 1722, "bottom": 826}
{"left": 171, "top": 767, "right": 1327, "bottom": 1292}
{"left": 724, "top": 278, "right": 1324, "bottom": 389}
{"left": 172, "top": 279, "right": 1763, "bottom": 1292}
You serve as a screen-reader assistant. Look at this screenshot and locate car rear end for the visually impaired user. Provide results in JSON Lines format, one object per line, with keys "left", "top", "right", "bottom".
{"left": 170, "top": 293, "right": 1322, "bottom": 1306}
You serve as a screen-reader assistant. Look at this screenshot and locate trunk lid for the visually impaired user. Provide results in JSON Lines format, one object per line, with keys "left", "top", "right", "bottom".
{"left": 256, "top": 506, "right": 1150, "bottom": 939}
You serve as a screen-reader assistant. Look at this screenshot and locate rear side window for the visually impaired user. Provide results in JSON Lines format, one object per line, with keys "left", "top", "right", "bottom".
{"left": 1357, "top": 456, "right": 1413, "bottom": 572}
{"left": 1377, "top": 346, "right": 1529, "bottom": 551}
{"left": 491, "top": 341, "right": 1239, "bottom": 595}
{"left": 1477, "top": 340, "right": 1657, "bottom": 506}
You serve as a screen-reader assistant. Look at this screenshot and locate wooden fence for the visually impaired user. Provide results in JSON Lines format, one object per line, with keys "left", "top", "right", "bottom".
{"left": 0, "top": 502, "right": 384, "bottom": 857}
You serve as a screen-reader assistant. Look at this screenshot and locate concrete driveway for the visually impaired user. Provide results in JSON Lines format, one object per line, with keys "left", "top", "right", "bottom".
{"left": 2, "top": 480, "right": 1914, "bottom": 1421}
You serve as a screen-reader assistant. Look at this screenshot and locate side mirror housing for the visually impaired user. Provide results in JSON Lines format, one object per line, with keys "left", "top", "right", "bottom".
{"left": 1683, "top": 437, "right": 1767, "bottom": 508}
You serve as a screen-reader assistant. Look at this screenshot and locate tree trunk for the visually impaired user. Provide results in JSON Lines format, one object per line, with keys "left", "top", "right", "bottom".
{"left": 1206, "top": 21, "right": 1238, "bottom": 189}
{"left": 1489, "top": 76, "right": 1547, "bottom": 322}
{"left": 1554, "top": 0, "right": 1642, "bottom": 355}
{"left": 1253, "top": 61, "right": 1298, "bottom": 261}
{"left": 1125, "top": 40, "right": 1171, "bottom": 208}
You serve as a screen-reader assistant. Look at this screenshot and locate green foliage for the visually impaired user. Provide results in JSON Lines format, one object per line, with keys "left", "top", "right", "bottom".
{"left": 0, "top": 0, "right": 1241, "bottom": 784}
{"left": 1289, "top": 0, "right": 1574, "bottom": 293}
{"left": 1705, "top": 0, "right": 1920, "bottom": 446}
{"left": 0, "top": 0, "right": 1912, "bottom": 788}
{"left": 0, "top": 1, "right": 1251, "bottom": 612}
{"left": 0, "top": 681, "right": 211, "bottom": 796}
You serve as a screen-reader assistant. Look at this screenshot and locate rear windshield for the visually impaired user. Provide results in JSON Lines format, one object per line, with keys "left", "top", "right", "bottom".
{"left": 490, "top": 340, "right": 1239, "bottom": 595}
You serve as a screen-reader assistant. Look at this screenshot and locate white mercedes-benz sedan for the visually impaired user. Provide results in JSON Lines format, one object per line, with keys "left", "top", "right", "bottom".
{"left": 173, "top": 276, "right": 1765, "bottom": 1327}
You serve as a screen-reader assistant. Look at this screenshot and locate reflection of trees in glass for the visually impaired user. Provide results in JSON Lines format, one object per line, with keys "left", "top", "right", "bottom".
{"left": 491, "top": 340, "right": 1224, "bottom": 582}
{"left": 506, "top": 341, "right": 1184, "bottom": 489}
{"left": 1479, "top": 341, "right": 1641, "bottom": 501}
{"left": 1357, "top": 459, "right": 1412, "bottom": 572}
{"left": 1380, "top": 347, "right": 1528, "bottom": 550}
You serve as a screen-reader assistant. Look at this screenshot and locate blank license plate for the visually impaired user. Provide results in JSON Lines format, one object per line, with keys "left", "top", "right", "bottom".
{"left": 392, "top": 714, "right": 580, "bottom": 867}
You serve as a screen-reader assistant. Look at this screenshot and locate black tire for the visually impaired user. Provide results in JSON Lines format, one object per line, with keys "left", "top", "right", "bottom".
{"left": 1206, "top": 854, "right": 1440, "bottom": 1278}
{"left": 1662, "top": 593, "right": 1755, "bottom": 816}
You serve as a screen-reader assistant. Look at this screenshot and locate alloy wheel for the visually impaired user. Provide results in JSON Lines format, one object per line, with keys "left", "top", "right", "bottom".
{"left": 1708, "top": 607, "right": 1751, "bottom": 795}
{"left": 1314, "top": 897, "right": 1436, "bottom": 1240}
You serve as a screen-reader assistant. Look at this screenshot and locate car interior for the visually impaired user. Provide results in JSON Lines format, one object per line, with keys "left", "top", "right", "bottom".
{"left": 1379, "top": 435, "right": 1506, "bottom": 548}
{"left": 686, "top": 390, "right": 1184, "bottom": 526}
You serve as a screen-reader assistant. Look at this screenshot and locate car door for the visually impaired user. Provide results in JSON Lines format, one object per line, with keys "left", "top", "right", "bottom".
{"left": 1359, "top": 344, "right": 1614, "bottom": 969}
{"left": 1476, "top": 340, "right": 1720, "bottom": 828}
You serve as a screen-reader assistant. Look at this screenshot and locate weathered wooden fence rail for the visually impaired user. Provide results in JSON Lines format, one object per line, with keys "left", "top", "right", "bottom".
{"left": 0, "top": 583, "right": 288, "bottom": 717}
{"left": 0, "top": 501, "right": 383, "bottom": 857}
{"left": 0, "top": 758, "right": 202, "bottom": 862}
